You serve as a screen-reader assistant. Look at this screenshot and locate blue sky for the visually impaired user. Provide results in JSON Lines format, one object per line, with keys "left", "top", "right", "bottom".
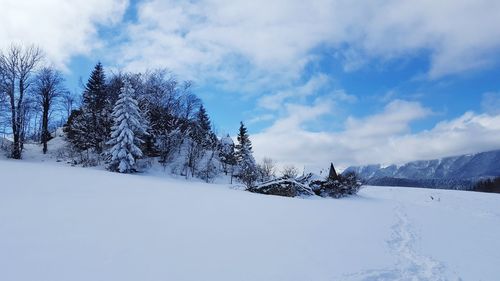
{"left": 3, "top": 0, "right": 500, "bottom": 170}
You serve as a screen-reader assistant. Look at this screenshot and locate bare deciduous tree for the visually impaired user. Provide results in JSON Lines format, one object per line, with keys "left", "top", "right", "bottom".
{"left": 33, "top": 67, "right": 66, "bottom": 153}
{"left": 0, "top": 66, "right": 10, "bottom": 146}
{"left": 60, "top": 90, "right": 76, "bottom": 122}
{"left": 0, "top": 44, "right": 43, "bottom": 158}
{"left": 258, "top": 157, "right": 276, "bottom": 182}
{"left": 281, "top": 165, "right": 299, "bottom": 179}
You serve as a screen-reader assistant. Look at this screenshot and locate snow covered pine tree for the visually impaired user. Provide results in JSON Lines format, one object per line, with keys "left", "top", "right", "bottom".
{"left": 107, "top": 79, "right": 147, "bottom": 173}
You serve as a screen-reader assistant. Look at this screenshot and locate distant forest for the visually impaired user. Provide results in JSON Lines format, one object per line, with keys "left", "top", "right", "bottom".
{"left": 474, "top": 178, "right": 500, "bottom": 193}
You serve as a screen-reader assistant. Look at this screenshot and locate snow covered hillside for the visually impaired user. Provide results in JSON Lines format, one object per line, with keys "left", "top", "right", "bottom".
{"left": 1, "top": 160, "right": 500, "bottom": 281}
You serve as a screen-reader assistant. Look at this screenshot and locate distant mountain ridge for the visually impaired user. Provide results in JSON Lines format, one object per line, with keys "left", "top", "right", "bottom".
{"left": 343, "top": 149, "right": 500, "bottom": 190}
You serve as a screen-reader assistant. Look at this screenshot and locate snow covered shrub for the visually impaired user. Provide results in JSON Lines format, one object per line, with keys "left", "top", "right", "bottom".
{"left": 54, "top": 143, "right": 76, "bottom": 162}
{"left": 136, "top": 157, "right": 154, "bottom": 171}
{"left": 0, "top": 137, "right": 11, "bottom": 157}
{"left": 78, "top": 149, "right": 102, "bottom": 167}
{"left": 238, "top": 163, "right": 259, "bottom": 189}
{"left": 249, "top": 177, "right": 314, "bottom": 197}
{"left": 314, "top": 172, "right": 363, "bottom": 198}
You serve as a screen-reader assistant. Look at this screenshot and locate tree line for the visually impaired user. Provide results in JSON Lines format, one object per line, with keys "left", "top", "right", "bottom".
{"left": 0, "top": 44, "right": 364, "bottom": 196}
{"left": 0, "top": 44, "right": 273, "bottom": 186}
{"left": 474, "top": 177, "right": 500, "bottom": 193}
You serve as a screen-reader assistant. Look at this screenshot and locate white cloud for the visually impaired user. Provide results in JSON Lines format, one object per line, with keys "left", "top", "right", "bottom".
{"left": 332, "top": 89, "right": 358, "bottom": 103}
{"left": 252, "top": 100, "right": 500, "bottom": 171}
{"left": 248, "top": 74, "right": 356, "bottom": 130}
{"left": 257, "top": 74, "right": 329, "bottom": 110}
{"left": 0, "top": 0, "right": 128, "bottom": 69}
{"left": 248, "top": 114, "right": 275, "bottom": 125}
{"left": 266, "top": 100, "right": 334, "bottom": 133}
{"left": 481, "top": 92, "right": 500, "bottom": 115}
{"left": 118, "top": 0, "right": 500, "bottom": 84}
{"left": 344, "top": 100, "right": 432, "bottom": 138}
{"left": 348, "top": 0, "right": 500, "bottom": 78}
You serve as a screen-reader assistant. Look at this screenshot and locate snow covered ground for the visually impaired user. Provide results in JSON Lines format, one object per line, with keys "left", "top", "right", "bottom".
{"left": 1, "top": 159, "right": 500, "bottom": 281}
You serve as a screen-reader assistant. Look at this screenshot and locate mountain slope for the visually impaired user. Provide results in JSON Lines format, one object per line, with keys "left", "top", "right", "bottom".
{"left": 344, "top": 149, "right": 500, "bottom": 189}
{"left": 1, "top": 160, "right": 500, "bottom": 280}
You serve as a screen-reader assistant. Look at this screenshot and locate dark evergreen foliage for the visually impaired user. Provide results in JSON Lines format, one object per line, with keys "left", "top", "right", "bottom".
{"left": 328, "top": 163, "right": 339, "bottom": 181}
{"left": 185, "top": 105, "right": 216, "bottom": 178}
{"left": 235, "top": 121, "right": 252, "bottom": 161}
{"left": 312, "top": 170, "right": 362, "bottom": 198}
{"left": 235, "top": 122, "right": 257, "bottom": 188}
{"left": 82, "top": 62, "right": 107, "bottom": 114}
{"left": 191, "top": 105, "right": 214, "bottom": 149}
{"left": 64, "top": 109, "right": 93, "bottom": 151}
{"left": 474, "top": 177, "right": 500, "bottom": 193}
{"left": 79, "top": 62, "right": 110, "bottom": 152}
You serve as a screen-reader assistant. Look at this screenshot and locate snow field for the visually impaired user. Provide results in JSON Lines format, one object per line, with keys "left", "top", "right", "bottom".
{"left": 1, "top": 160, "right": 499, "bottom": 281}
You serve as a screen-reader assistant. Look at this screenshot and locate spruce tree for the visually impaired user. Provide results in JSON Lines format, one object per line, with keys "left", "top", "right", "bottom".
{"left": 185, "top": 105, "right": 215, "bottom": 178}
{"left": 65, "top": 109, "right": 94, "bottom": 151}
{"left": 235, "top": 122, "right": 254, "bottom": 162}
{"left": 191, "top": 105, "right": 213, "bottom": 148}
{"left": 82, "top": 62, "right": 106, "bottom": 111}
{"left": 328, "top": 163, "right": 339, "bottom": 181}
{"left": 106, "top": 79, "right": 147, "bottom": 173}
{"left": 235, "top": 122, "right": 257, "bottom": 187}
{"left": 80, "top": 62, "right": 109, "bottom": 152}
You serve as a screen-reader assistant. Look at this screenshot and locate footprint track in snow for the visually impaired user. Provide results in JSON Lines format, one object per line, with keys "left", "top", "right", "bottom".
{"left": 337, "top": 205, "right": 462, "bottom": 281}
{"left": 388, "top": 205, "right": 448, "bottom": 280}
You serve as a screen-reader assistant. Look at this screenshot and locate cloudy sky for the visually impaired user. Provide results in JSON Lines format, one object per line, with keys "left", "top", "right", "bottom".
{"left": 2, "top": 0, "right": 500, "bottom": 170}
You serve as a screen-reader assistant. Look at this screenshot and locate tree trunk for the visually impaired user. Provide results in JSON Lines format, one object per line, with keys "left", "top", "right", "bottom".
{"left": 41, "top": 99, "right": 49, "bottom": 154}
{"left": 17, "top": 79, "right": 25, "bottom": 154}
{"left": 9, "top": 85, "right": 21, "bottom": 159}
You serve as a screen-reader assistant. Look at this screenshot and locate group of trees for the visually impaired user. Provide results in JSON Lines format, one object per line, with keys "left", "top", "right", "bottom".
{"left": 61, "top": 61, "right": 261, "bottom": 184}
{"left": 0, "top": 45, "right": 71, "bottom": 158}
{"left": 1, "top": 44, "right": 360, "bottom": 194}
{"left": 474, "top": 177, "right": 500, "bottom": 193}
{"left": 0, "top": 44, "right": 263, "bottom": 185}
{"left": 0, "top": 44, "right": 278, "bottom": 187}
